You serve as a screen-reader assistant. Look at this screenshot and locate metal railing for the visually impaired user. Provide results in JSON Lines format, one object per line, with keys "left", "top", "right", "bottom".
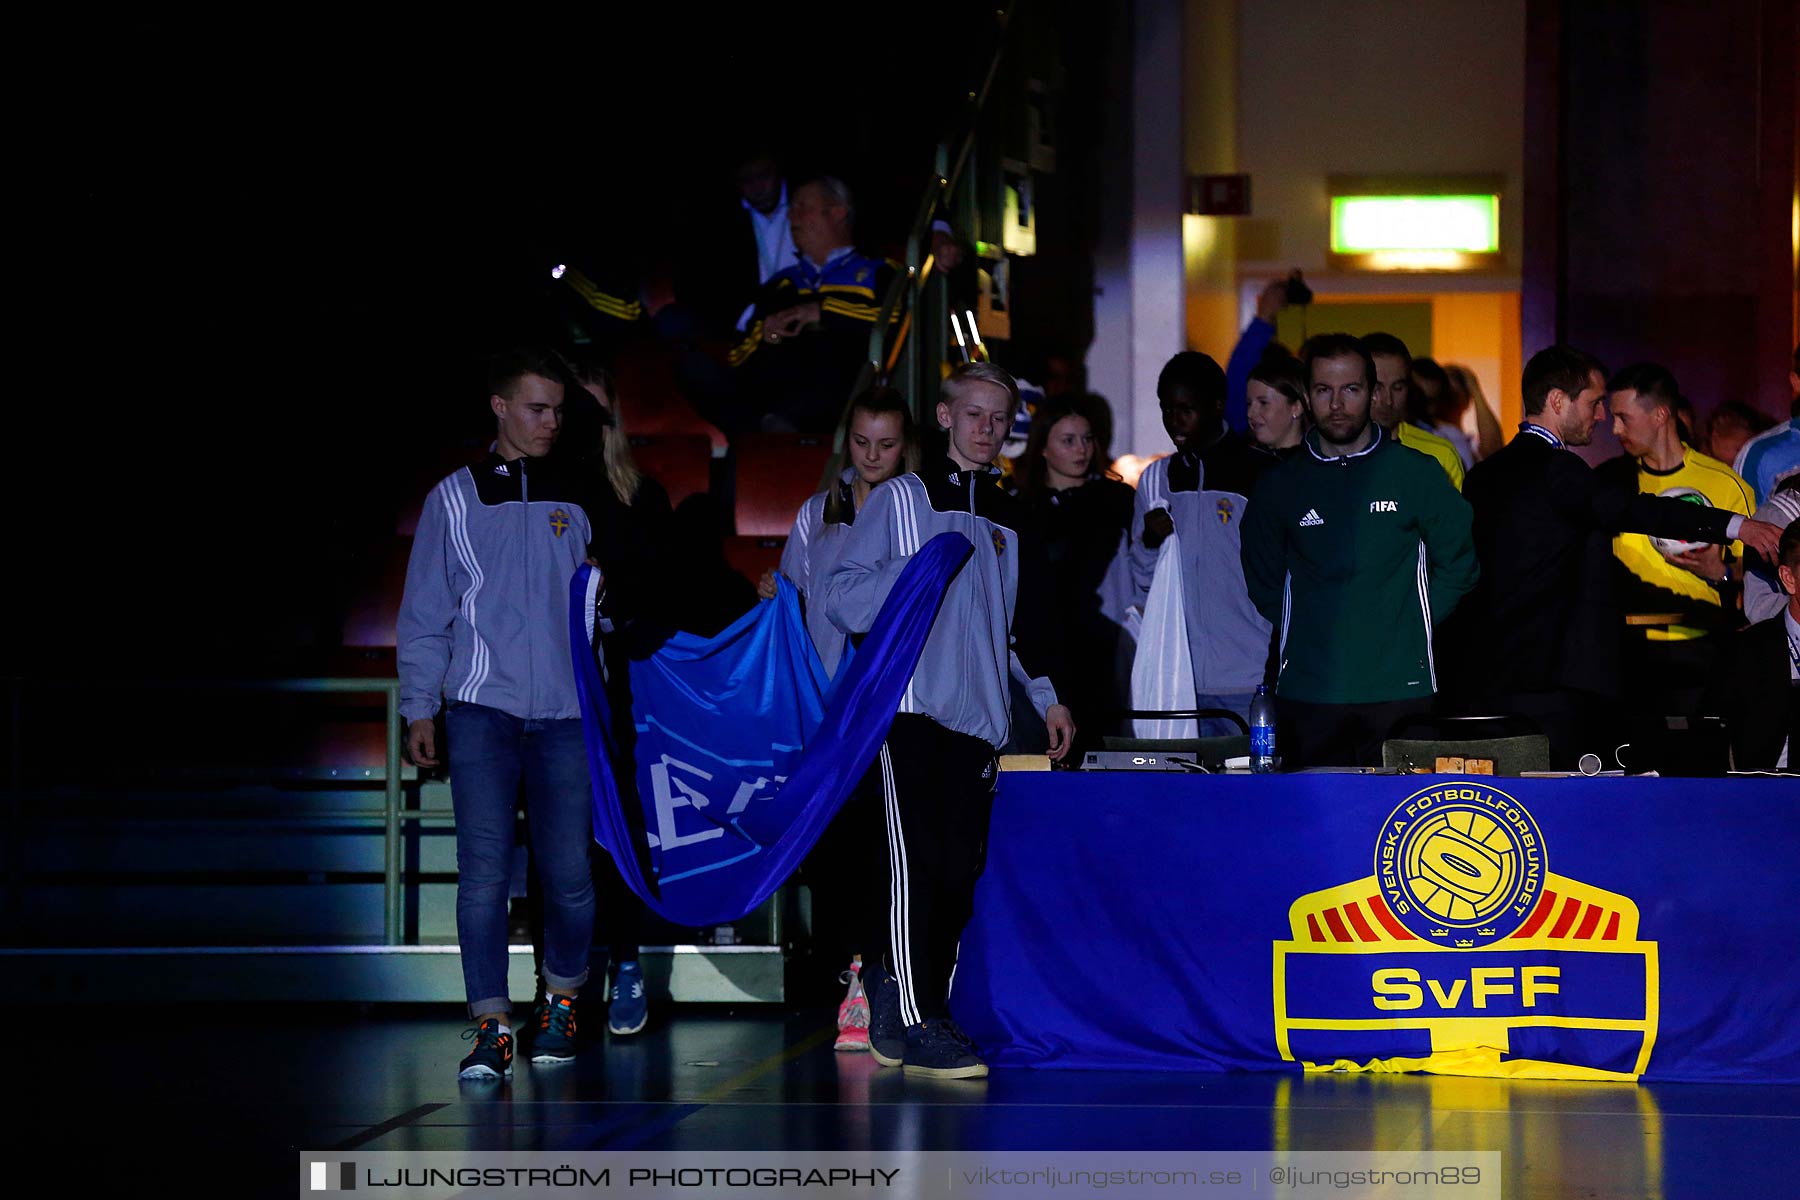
{"left": 849, "top": 2, "right": 1019, "bottom": 433}
{"left": 7, "top": 676, "right": 412, "bottom": 945}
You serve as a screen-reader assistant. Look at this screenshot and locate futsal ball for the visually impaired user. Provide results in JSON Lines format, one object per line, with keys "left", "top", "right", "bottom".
{"left": 1648, "top": 486, "right": 1712, "bottom": 556}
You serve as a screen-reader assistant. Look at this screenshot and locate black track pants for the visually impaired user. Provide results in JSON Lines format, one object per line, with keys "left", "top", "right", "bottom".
{"left": 876, "top": 713, "right": 999, "bottom": 1027}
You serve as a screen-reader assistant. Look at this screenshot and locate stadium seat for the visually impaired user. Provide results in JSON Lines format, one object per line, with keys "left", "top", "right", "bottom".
{"left": 629, "top": 434, "right": 713, "bottom": 507}
{"left": 734, "top": 433, "right": 835, "bottom": 536}
{"left": 614, "top": 342, "right": 727, "bottom": 452}
{"left": 342, "top": 535, "right": 412, "bottom": 648}
{"left": 722, "top": 535, "right": 786, "bottom": 590}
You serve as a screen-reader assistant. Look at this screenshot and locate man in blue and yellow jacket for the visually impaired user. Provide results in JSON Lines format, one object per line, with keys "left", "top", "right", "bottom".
{"left": 730, "top": 176, "right": 896, "bottom": 434}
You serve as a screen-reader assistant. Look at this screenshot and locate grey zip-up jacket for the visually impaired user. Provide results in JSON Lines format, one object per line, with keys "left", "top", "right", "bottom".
{"left": 1128, "top": 431, "right": 1274, "bottom": 694}
{"left": 778, "top": 472, "right": 855, "bottom": 677}
{"left": 398, "top": 454, "right": 594, "bottom": 723}
{"left": 822, "top": 455, "right": 1062, "bottom": 748}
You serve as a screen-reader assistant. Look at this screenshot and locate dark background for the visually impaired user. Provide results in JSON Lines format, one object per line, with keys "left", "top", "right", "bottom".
{"left": 12, "top": 4, "right": 1107, "bottom": 677}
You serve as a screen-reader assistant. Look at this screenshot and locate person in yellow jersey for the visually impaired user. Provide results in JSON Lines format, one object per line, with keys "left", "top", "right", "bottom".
{"left": 1597, "top": 362, "right": 1757, "bottom": 721}
{"left": 1363, "top": 333, "right": 1466, "bottom": 491}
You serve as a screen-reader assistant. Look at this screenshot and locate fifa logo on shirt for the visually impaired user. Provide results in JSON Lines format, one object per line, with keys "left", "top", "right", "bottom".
{"left": 1370, "top": 501, "right": 1399, "bottom": 513}
{"left": 1272, "top": 782, "right": 1659, "bottom": 1080}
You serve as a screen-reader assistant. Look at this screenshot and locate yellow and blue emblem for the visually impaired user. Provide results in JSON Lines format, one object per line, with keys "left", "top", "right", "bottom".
{"left": 991, "top": 528, "right": 1007, "bottom": 557}
{"left": 1216, "top": 497, "right": 1234, "bottom": 525}
{"left": 548, "top": 508, "right": 571, "bottom": 538}
{"left": 1273, "top": 782, "right": 1658, "bottom": 1080}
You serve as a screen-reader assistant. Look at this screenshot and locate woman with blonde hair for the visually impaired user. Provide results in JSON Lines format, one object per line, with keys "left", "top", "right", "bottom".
{"left": 755, "top": 384, "right": 920, "bottom": 1054}
{"left": 550, "top": 353, "right": 673, "bottom": 1038}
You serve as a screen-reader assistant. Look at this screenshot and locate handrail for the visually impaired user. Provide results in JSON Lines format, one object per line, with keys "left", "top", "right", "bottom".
{"left": 8, "top": 675, "right": 408, "bottom": 945}
{"left": 856, "top": 1, "right": 1020, "bottom": 430}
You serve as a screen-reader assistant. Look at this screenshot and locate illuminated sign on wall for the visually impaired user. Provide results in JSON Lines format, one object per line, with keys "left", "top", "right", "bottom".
{"left": 1331, "top": 195, "right": 1500, "bottom": 254}
{"left": 1326, "top": 176, "right": 1506, "bottom": 272}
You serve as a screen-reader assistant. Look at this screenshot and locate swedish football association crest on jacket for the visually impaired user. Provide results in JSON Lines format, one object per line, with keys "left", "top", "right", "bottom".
{"left": 991, "top": 528, "right": 1007, "bottom": 557}
{"left": 548, "top": 508, "right": 571, "bottom": 537}
{"left": 1216, "top": 497, "right": 1234, "bottom": 525}
{"left": 1273, "top": 782, "right": 1658, "bottom": 1080}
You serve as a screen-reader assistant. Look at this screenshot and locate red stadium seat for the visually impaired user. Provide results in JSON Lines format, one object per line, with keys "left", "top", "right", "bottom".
{"left": 723, "top": 535, "right": 786, "bottom": 590}
{"left": 614, "top": 342, "right": 727, "bottom": 451}
{"left": 735, "top": 433, "right": 835, "bottom": 536}
{"left": 629, "top": 434, "right": 713, "bottom": 507}
{"left": 343, "top": 535, "right": 413, "bottom": 648}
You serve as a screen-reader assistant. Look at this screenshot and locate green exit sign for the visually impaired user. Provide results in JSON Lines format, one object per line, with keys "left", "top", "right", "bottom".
{"left": 1331, "top": 195, "right": 1500, "bottom": 254}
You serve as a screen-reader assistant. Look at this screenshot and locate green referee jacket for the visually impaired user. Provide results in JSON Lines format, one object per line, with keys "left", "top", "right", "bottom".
{"left": 1240, "top": 425, "right": 1478, "bottom": 704}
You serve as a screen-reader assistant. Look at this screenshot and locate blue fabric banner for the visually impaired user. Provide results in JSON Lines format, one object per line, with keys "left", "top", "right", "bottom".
{"left": 953, "top": 773, "right": 1800, "bottom": 1083}
{"left": 569, "top": 532, "right": 973, "bottom": 927}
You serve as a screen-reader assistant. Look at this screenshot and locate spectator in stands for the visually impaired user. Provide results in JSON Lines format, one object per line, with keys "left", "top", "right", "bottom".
{"left": 1011, "top": 393, "right": 1136, "bottom": 734}
{"left": 1441, "top": 363, "right": 1506, "bottom": 462}
{"left": 1245, "top": 350, "right": 1308, "bottom": 459}
{"left": 1705, "top": 401, "right": 1775, "bottom": 472}
{"left": 753, "top": 385, "right": 919, "bottom": 1054}
{"left": 1599, "top": 363, "right": 1759, "bottom": 721}
{"left": 398, "top": 347, "right": 602, "bottom": 1079}
{"left": 1132, "top": 352, "right": 1274, "bottom": 736}
{"left": 1240, "top": 334, "right": 1478, "bottom": 767}
{"left": 1446, "top": 346, "right": 1779, "bottom": 765}
{"left": 1732, "top": 346, "right": 1800, "bottom": 505}
{"left": 1363, "top": 334, "right": 1466, "bottom": 490}
{"left": 1223, "top": 278, "right": 1294, "bottom": 435}
{"left": 660, "top": 149, "right": 798, "bottom": 340}
{"left": 727, "top": 177, "right": 897, "bottom": 434}
{"left": 1702, "top": 519, "right": 1800, "bottom": 771}
{"left": 823, "top": 362, "right": 1072, "bottom": 1079}
{"left": 1746, "top": 477, "right": 1800, "bottom": 623}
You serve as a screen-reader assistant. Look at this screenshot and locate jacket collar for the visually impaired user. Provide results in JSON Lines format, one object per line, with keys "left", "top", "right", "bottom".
{"left": 1304, "top": 423, "right": 1385, "bottom": 464}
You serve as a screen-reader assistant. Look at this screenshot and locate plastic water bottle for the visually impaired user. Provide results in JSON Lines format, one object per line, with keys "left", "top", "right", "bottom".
{"left": 1249, "top": 684, "right": 1277, "bottom": 773}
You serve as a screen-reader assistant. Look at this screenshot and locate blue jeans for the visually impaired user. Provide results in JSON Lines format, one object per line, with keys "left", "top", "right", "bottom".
{"left": 447, "top": 703, "right": 595, "bottom": 1017}
{"left": 1195, "top": 692, "right": 1255, "bottom": 740}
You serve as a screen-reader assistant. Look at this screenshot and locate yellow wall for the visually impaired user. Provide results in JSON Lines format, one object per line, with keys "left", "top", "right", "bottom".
{"left": 1431, "top": 292, "right": 1523, "bottom": 435}
{"left": 1183, "top": 0, "right": 1240, "bottom": 362}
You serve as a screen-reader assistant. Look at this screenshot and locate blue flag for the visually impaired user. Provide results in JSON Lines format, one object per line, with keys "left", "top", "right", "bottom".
{"left": 569, "top": 532, "right": 973, "bottom": 926}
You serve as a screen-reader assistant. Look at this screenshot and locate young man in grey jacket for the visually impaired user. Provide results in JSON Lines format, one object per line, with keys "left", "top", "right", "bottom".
{"left": 398, "top": 347, "right": 602, "bottom": 1080}
{"left": 822, "top": 362, "right": 1075, "bottom": 1078}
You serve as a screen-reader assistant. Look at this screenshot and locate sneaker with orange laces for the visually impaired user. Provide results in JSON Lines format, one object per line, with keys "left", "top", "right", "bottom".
{"left": 458, "top": 1018, "right": 514, "bottom": 1079}
{"left": 529, "top": 994, "right": 579, "bottom": 1064}
{"left": 834, "top": 963, "right": 870, "bottom": 1051}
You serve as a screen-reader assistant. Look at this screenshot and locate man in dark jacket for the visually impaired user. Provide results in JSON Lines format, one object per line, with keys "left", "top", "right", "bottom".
{"left": 1240, "top": 334, "right": 1478, "bottom": 767}
{"left": 1447, "top": 346, "right": 1782, "bottom": 765}
{"left": 1702, "top": 520, "right": 1800, "bottom": 771}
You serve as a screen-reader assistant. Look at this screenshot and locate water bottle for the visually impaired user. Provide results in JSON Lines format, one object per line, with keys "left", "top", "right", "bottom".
{"left": 1249, "top": 684, "right": 1277, "bottom": 773}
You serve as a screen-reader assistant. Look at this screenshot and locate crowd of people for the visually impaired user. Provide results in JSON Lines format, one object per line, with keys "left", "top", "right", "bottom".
{"left": 395, "top": 150, "right": 1800, "bottom": 1085}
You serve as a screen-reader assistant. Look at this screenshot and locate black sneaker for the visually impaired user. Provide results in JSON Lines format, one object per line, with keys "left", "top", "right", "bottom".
{"left": 529, "top": 994, "right": 579, "bottom": 1064}
{"left": 458, "top": 1018, "right": 514, "bottom": 1079}
{"left": 864, "top": 965, "right": 905, "bottom": 1067}
{"left": 901, "top": 1018, "right": 987, "bottom": 1079}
